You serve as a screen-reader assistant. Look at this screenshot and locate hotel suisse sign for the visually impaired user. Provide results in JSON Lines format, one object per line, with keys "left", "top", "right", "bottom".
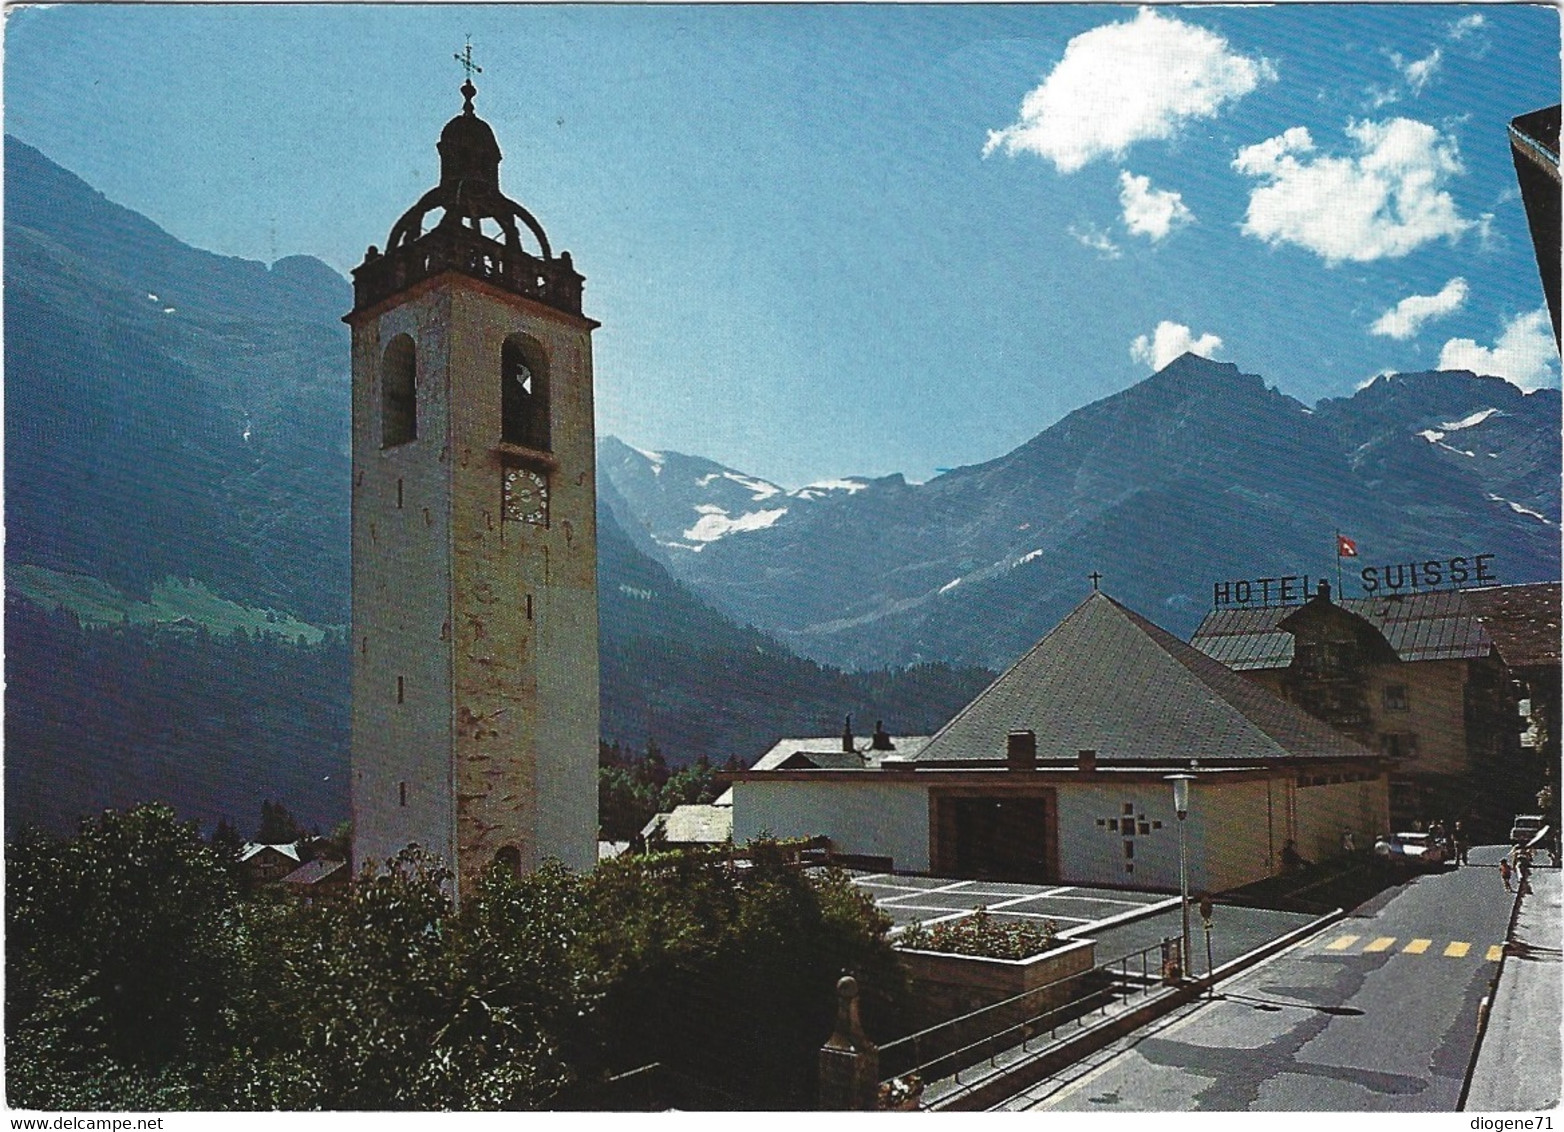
{"left": 1212, "top": 553, "right": 1497, "bottom": 608}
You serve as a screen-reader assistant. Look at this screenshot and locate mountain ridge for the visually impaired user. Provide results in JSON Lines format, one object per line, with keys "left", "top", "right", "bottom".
{"left": 599, "top": 353, "right": 1560, "bottom": 670}
{"left": 2, "top": 137, "right": 995, "bottom": 834}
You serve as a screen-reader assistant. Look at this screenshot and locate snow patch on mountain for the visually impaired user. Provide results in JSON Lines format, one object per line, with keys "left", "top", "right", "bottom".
{"left": 939, "top": 578, "right": 961, "bottom": 594}
{"left": 1419, "top": 407, "right": 1502, "bottom": 446}
{"left": 684, "top": 505, "right": 788, "bottom": 543}
{"left": 1489, "top": 493, "right": 1553, "bottom": 525}
{"left": 1013, "top": 549, "right": 1046, "bottom": 568}
{"left": 1420, "top": 430, "right": 1477, "bottom": 456}
{"left": 691, "top": 470, "right": 782, "bottom": 501}
{"left": 1442, "top": 407, "right": 1501, "bottom": 431}
{"left": 629, "top": 445, "right": 666, "bottom": 475}
{"left": 793, "top": 478, "right": 871, "bottom": 500}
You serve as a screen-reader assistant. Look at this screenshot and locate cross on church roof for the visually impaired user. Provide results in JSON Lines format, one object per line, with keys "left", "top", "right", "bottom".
{"left": 1089, "top": 571, "right": 1103, "bottom": 592}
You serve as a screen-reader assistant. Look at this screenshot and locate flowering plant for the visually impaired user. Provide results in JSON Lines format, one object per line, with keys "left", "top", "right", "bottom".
{"left": 897, "top": 908, "right": 1059, "bottom": 960}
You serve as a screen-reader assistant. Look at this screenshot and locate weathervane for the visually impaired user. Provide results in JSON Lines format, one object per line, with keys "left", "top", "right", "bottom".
{"left": 455, "top": 36, "right": 483, "bottom": 82}
{"left": 455, "top": 36, "right": 482, "bottom": 111}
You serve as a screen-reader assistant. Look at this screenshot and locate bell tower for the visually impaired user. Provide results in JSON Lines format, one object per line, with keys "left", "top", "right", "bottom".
{"left": 347, "top": 74, "right": 599, "bottom": 893}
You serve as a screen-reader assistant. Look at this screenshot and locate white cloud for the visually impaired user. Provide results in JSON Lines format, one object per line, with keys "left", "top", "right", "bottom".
{"left": 1130, "top": 321, "right": 1224, "bottom": 370}
{"left": 1437, "top": 309, "right": 1559, "bottom": 391}
{"left": 1449, "top": 13, "right": 1485, "bottom": 40}
{"left": 1069, "top": 222, "right": 1122, "bottom": 259}
{"left": 1399, "top": 48, "right": 1442, "bottom": 95}
{"left": 1369, "top": 277, "right": 1469, "bottom": 339}
{"left": 1234, "top": 117, "right": 1471, "bottom": 263}
{"left": 1118, "top": 171, "right": 1194, "bottom": 240}
{"left": 984, "top": 7, "right": 1274, "bottom": 173}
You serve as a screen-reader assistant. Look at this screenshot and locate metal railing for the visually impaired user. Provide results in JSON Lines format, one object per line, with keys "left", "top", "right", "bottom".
{"left": 353, "top": 225, "right": 584, "bottom": 316}
{"left": 877, "top": 938, "right": 1177, "bottom": 1092}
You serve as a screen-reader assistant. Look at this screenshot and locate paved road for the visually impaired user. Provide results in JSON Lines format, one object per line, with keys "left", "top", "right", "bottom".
{"left": 1008, "top": 845, "right": 1518, "bottom": 1111}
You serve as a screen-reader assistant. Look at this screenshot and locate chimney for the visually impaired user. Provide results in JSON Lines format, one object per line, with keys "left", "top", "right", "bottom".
{"left": 870, "top": 720, "right": 894, "bottom": 751}
{"left": 842, "top": 715, "right": 854, "bottom": 753}
{"left": 1078, "top": 749, "right": 1097, "bottom": 773}
{"left": 1007, "top": 730, "right": 1037, "bottom": 770}
{"left": 1318, "top": 579, "right": 1332, "bottom": 603}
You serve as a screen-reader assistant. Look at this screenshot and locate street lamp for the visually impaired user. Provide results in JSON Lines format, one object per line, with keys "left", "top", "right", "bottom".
{"left": 1166, "top": 773, "right": 1194, "bottom": 982}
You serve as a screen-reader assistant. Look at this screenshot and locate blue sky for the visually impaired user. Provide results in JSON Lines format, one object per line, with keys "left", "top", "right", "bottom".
{"left": 5, "top": 4, "right": 1559, "bottom": 488}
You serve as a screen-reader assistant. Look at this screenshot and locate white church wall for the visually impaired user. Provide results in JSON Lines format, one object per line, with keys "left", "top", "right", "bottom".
{"left": 1058, "top": 778, "right": 1284, "bottom": 894}
{"left": 1056, "top": 783, "right": 1183, "bottom": 890}
{"left": 731, "top": 779, "right": 931, "bottom": 870}
{"left": 1185, "top": 778, "right": 1277, "bottom": 893}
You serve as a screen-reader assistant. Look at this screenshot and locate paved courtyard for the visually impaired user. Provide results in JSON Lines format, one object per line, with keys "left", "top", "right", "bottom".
{"left": 853, "top": 873, "right": 1173, "bottom": 933}
{"left": 852, "top": 873, "right": 1320, "bottom": 972}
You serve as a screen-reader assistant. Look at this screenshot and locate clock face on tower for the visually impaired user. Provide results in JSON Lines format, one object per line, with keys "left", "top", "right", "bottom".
{"left": 503, "top": 466, "right": 550, "bottom": 526}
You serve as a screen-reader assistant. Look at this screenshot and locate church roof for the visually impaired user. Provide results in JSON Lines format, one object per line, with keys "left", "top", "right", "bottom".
{"left": 913, "top": 592, "right": 1372, "bottom": 765}
{"left": 1191, "top": 583, "right": 1560, "bottom": 670}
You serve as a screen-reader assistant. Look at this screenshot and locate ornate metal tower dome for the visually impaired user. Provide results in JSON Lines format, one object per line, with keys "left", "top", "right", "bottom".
{"left": 351, "top": 78, "right": 582, "bottom": 317}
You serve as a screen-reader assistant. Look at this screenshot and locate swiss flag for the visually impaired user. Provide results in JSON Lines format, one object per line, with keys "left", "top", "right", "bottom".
{"left": 1337, "top": 534, "right": 1359, "bottom": 558}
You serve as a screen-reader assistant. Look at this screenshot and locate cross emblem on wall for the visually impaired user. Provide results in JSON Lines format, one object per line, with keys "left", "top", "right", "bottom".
{"left": 1095, "top": 801, "right": 1164, "bottom": 874}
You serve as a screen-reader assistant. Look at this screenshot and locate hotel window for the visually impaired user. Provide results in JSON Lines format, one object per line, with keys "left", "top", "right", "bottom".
{"left": 1383, "top": 684, "right": 1409, "bottom": 711}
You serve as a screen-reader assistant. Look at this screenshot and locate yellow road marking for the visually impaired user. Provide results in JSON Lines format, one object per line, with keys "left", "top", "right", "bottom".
{"left": 1325, "top": 935, "right": 1360, "bottom": 950}
{"left": 1486, "top": 945, "right": 1505, "bottom": 961}
{"left": 1364, "top": 937, "right": 1396, "bottom": 952}
{"left": 1403, "top": 939, "right": 1432, "bottom": 954}
{"left": 1444, "top": 941, "right": 1471, "bottom": 958}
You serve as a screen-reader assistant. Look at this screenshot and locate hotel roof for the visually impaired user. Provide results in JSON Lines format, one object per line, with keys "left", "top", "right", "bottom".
{"left": 1191, "top": 583, "right": 1560, "bottom": 672}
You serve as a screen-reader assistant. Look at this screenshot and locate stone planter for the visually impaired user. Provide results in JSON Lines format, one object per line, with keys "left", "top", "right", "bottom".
{"left": 896, "top": 936, "right": 1097, "bottom": 1035}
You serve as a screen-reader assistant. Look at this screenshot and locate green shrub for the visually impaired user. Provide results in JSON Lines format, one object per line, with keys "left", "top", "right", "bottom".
{"left": 898, "top": 908, "right": 1059, "bottom": 960}
{"left": 7, "top": 812, "right": 907, "bottom": 1111}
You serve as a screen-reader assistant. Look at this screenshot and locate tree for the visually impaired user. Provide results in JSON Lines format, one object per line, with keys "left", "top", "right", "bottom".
{"left": 209, "top": 816, "right": 245, "bottom": 860}
{"left": 574, "top": 843, "right": 906, "bottom": 1108}
{"left": 226, "top": 850, "right": 592, "bottom": 1110}
{"left": 256, "top": 799, "right": 306, "bottom": 844}
{"left": 6, "top": 805, "right": 243, "bottom": 1108}
{"left": 7, "top": 805, "right": 909, "bottom": 1111}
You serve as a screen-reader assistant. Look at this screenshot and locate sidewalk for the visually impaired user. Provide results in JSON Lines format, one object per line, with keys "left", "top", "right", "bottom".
{"left": 1463, "top": 862, "right": 1562, "bottom": 1111}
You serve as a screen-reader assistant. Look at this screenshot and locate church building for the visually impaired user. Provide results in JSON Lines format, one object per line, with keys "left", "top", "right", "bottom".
{"left": 347, "top": 73, "right": 600, "bottom": 894}
{"left": 730, "top": 592, "right": 1390, "bottom": 893}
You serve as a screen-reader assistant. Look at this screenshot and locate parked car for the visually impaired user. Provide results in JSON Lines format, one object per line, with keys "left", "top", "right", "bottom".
{"left": 1510, "top": 814, "right": 1546, "bottom": 845}
{"left": 1374, "top": 832, "right": 1448, "bottom": 871}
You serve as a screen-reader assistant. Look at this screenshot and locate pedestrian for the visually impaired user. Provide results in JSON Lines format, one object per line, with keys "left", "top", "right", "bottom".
{"left": 1518, "top": 849, "right": 1533, "bottom": 895}
{"left": 1500, "top": 857, "right": 1513, "bottom": 893}
{"left": 1454, "top": 822, "right": 1469, "bottom": 866}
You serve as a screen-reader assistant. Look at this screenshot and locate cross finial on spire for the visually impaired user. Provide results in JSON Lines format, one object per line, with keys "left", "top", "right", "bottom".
{"left": 455, "top": 37, "right": 482, "bottom": 112}
{"left": 455, "top": 37, "right": 482, "bottom": 81}
{"left": 1089, "top": 570, "right": 1103, "bottom": 592}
